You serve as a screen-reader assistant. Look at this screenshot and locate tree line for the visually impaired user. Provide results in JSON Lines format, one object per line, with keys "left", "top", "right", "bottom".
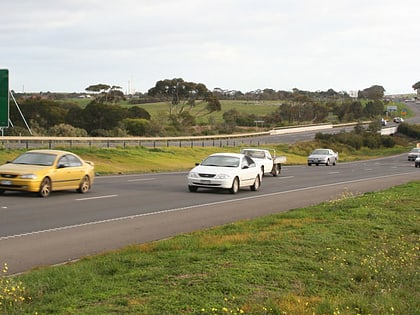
{"left": 5, "top": 79, "right": 393, "bottom": 137}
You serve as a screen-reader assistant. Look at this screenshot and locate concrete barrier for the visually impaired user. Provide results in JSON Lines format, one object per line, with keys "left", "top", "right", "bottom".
{"left": 270, "top": 124, "right": 333, "bottom": 135}
{"left": 380, "top": 127, "right": 397, "bottom": 136}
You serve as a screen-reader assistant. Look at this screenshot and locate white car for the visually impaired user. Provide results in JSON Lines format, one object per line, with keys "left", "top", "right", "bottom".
{"left": 187, "top": 153, "right": 262, "bottom": 193}
{"left": 415, "top": 157, "right": 420, "bottom": 168}
{"left": 307, "top": 148, "right": 338, "bottom": 166}
{"left": 407, "top": 148, "right": 420, "bottom": 161}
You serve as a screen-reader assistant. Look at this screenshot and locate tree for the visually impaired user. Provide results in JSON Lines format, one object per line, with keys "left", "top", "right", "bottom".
{"left": 85, "top": 83, "right": 110, "bottom": 93}
{"left": 85, "top": 84, "right": 125, "bottom": 104}
{"left": 147, "top": 78, "right": 221, "bottom": 117}
{"left": 358, "top": 85, "right": 385, "bottom": 100}
{"left": 48, "top": 123, "right": 88, "bottom": 136}
{"left": 127, "top": 106, "right": 151, "bottom": 120}
{"left": 364, "top": 100, "right": 384, "bottom": 117}
{"left": 81, "top": 102, "right": 126, "bottom": 133}
{"left": 122, "top": 118, "right": 150, "bottom": 136}
{"left": 412, "top": 81, "right": 420, "bottom": 94}
{"left": 9, "top": 97, "right": 67, "bottom": 129}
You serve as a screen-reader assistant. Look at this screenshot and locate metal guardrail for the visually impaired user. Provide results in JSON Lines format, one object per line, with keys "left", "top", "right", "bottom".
{"left": 0, "top": 122, "right": 377, "bottom": 150}
{"left": 0, "top": 132, "right": 271, "bottom": 150}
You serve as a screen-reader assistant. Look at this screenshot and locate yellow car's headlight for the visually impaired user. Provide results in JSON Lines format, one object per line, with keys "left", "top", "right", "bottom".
{"left": 20, "top": 174, "right": 37, "bottom": 179}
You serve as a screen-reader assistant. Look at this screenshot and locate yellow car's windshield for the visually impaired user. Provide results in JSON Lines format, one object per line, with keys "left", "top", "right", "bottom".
{"left": 12, "top": 153, "right": 56, "bottom": 166}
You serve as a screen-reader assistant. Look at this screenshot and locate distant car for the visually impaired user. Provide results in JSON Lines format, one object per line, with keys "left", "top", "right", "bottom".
{"left": 307, "top": 148, "right": 338, "bottom": 166}
{"left": 187, "top": 153, "right": 262, "bottom": 194}
{"left": 407, "top": 148, "right": 420, "bottom": 161}
{"left": 393, "top": 117, "right": 404, "bottom": 123}
{"left": 0, "top": 149, "right": 95, "bottom": 197}
{"left": 415, "top": 157, "right": 420, "bottom": 168}
{"left": 381, "top": 118, "right": 388, "bottom": 126}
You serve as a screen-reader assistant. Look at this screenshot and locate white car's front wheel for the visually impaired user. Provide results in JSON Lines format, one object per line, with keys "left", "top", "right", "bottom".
{"left": 188, "top": 185, "right": 198, "bottom": 192}
{"left": 230, "top": 177, "right": 239, "bottom": 194}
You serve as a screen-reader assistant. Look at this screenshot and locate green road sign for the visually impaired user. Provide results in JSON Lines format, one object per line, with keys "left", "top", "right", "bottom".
{"left": 0, "top": 69, "right": 9, "bottom": 127}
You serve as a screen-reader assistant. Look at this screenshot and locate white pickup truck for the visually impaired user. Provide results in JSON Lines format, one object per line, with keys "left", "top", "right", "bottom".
{"left": 240, "top": 148, "right": 286, "bottom": 176}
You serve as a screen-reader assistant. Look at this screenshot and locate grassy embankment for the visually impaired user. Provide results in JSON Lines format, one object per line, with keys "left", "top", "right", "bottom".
{"left": 0, "top": 121, "right": 417, "bottom": 314}
{"left": 2, "top": 180, "right": 419, "bottom": 314}
{"left": 0, "top": 142, "right": 412, "bottom": 175}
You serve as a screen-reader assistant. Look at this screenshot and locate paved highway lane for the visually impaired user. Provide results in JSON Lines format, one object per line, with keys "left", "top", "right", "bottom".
{"left": 1, "top": 154, "right": 419, "bottom": 274}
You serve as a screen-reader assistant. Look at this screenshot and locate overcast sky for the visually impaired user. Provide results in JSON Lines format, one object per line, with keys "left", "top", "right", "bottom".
{"left": 1, "top": 0, "right": 419, "bottom": 95}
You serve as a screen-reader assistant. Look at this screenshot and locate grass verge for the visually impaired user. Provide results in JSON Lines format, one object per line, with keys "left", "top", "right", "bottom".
{"left": 0, "top": 143, "right": 412, "bottom": 175}
{"left": 3, "top": 181, "right": 419, "bottom": 314}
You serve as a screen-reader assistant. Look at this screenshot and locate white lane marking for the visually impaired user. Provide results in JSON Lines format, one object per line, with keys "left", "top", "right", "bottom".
{"left": 127, "top": 178, "right": 156, "bottom": 182}
{"left": 95, "top": 171, "right": 187, "bottom": 179}
{"left": 328, "top": 171, "right": 340, "bottom": 174}
{"left": 0, "top": 171, "right": 415, "bottom": 241}
{"left": 75, "top": 195, "right": 118, "bottom": 201}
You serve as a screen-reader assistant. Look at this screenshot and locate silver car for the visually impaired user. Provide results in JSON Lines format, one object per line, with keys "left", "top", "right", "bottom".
{"left": 307, "top": 148, "right": 338, "bottom": 166}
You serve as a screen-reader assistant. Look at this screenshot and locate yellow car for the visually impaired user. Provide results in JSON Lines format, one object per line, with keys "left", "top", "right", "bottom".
{"left": 0, "top": 149, "right": 95, "bottom": 197}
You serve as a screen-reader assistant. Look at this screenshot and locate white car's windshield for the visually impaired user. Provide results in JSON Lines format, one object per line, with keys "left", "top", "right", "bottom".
{"left": 201, "top": 156, "right": 240, "bottom": 167}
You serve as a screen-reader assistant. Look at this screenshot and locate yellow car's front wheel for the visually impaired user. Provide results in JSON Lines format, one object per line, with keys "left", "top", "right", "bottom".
{"left": 39, "top": 177, "right": 51, "bottom": 197}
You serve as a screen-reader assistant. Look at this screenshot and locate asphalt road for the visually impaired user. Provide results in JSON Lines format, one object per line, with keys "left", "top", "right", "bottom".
{"left": 1, "top": 153, "right": 419, "bottom": 274}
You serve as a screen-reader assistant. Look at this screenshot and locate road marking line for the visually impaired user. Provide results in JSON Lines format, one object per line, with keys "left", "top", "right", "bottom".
{"left": 75, "top": 195, "right": 118, "bottom": 201}
{"left": 0, "top": 171, "right": 415, "bottom": 241}
{"left": 127, "top": 178, "right": 156, "bottom": 182}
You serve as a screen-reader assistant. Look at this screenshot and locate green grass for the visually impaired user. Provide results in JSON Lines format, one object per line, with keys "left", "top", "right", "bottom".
{"left": 64, "top": 99, "right": 284, "bottom": 125}
{"left": 0, "top": 143, "right": 412, "bottom": 175}
{"left": 3, "top": 181, "right": 419, "bottom": 314}
{"left": 134, "top": 100, "right": 281, "bottom": 125}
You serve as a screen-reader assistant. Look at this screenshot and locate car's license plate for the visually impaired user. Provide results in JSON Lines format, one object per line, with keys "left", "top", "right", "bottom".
{"left": 1, "top": 180, "right": 12, "bottom": 185}
{"left": 200, "top": 180, "right": 211, "bottom": 184}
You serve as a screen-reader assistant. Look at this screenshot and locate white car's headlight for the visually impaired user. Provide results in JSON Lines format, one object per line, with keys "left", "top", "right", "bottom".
{"left": 215, "top": 173, "right": 231, "bottom": 179}
{"left": 188, "top": 172, "right": 199, "bottom": 178}
{"left": 20, "top": 174, "right": 37, "bottom": 179}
